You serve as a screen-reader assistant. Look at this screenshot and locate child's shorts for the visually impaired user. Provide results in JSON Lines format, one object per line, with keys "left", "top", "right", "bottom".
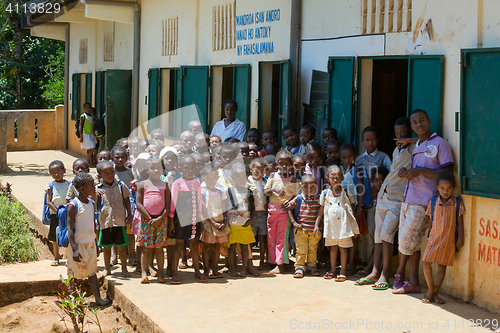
{"left": 252, "top": 211, "right": 268, "bottom": 236}
{"left": 98, "top": 227, "right": 129, "bottom": 247}
{"left": 325, "top": 237, "right": 353, "bottom": 248}
{"left": 398, "top": 202, "right": 427, "bottom": 255}
{"left": 48, "top": 214, "right": 58, "bottom": 242}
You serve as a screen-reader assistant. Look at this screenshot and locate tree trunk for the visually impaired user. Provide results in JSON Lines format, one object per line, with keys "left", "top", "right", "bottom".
{"left": 12, "top": 11, "right": 24, "bottom": 109}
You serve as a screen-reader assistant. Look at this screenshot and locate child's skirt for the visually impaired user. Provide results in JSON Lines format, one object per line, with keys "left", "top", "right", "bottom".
{"left": 136, "top": 216, "right": 168, "bottom": 248}
{"left": 201, "top": 220, "right": 230, "bottom": 244}
{"left": 267, "top": 202, "right": 291, "bottom": 265}
{"left": 131, "top": 208, "right": 142, "bottom": 236}
{"left": 80, "top": 133, "right": 96, "bottom": 150}
{"left": 228, "top": 225, "right": 255, "bottom": 245}
{"left": 67, "top": 243, "right": 98, "bottom": 279}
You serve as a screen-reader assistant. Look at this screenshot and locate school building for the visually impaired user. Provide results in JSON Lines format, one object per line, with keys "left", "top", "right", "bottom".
{"left": 24, "top": 0, "right": 500, "bottom": 313}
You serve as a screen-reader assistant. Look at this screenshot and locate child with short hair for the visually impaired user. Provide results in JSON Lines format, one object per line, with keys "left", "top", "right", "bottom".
{"left": 188, "top": 121, "right": 203, "bottom": 136}
{"left": 151, "top": 128, "right": 166, "bottom": 142}
{"left": 299, "top": 125, "right": 316, "bottom": 155}
{"left": 170, "top": 155, "right": 207, "bottom": 283}
{"left": 96, "top": 161, "right": 132, "bottom": 277}
{"left": 355, "top": 126, "right": 392, "bottom": 177}
{"left": 393, "top": 109, "right": 454, "bottom": 295}
{"left": 218, "top": 145, "right": 237, "bottom": 189}
{"left": 293, "top": 154, "right": 307, "bottom": 178}
{"left": 287, "top": 174, "right": 322, "bottom": 278}
{"left": 421, "top": 172, "right": 464, "bottom": 304}
{"left": 79, "top": 102, "right": 96, "bottom": 166}
{"left": 138, "top": 139, "right": 150, "bottom": 154}
{"left": 227, "top": 163, "right": 256, "bottom": 277}
{"left": 159, "top": 147, "right": 180, "bottom": 186}
{"left": 66, "top": 159, "right": 90, "bottom": 202}
{"left": 146, "top": 143, "right": 160, "bottom": 157}
{"left": 45, "top": 160, "right": 70, "bottom": 266}
{"left": 322, "top": 127, "right": 338, "bottom": 146}
{"left": 129, "top": 137, "right": 141, "bottom": 161}
{"left": 264, "top": 150, "right": 301, "bottom": 274}
{"left": 195, "top": 133, "right": 210, "bottom": 154}
{"left": 210, "top": 135, "right": 222, "bottom": 150}
{"left": 304, "top": 141, "right": 325, "bottom": 195}
{"left": 282, "top": 125, "right": 301, "bottom": 154}
{"left": 235, "top": 141, "right": 250, "bottom": 158}
{"left": 67, "top": 173, "right": 109, "bottom": 305}
{"left": 319, "top": 165, "right": 360, "bottom": 281}
{"left": 265, "top": 143, "right": 280, "bottom": 157}
{"left": 263, "top": 155, "right": 277, "bottom": 181}
{"left": 98, "top": 150, "right": 111, "bottom": 162}
{"left": 248, "top": 158, "right": 268, "bottom": 269}
{"left": 259, "top": 131, "right": 276, "bottom": 157}
{"left": 135, "top": 156, "right": 171, "bottom": 284}
{"left": 248, "top": 142, "right": 259, "bottom": 159}
{"left": 200, "top": 165, "right": 230, "bottom": 278}
{"left": 246, "top": 128, "right": 261, "bottom": 147}
{"left": 180, "top": 130, "right": 196, "bottom": 154}
{"left": 325, "top": 140, "right": 341, "bottom": 167}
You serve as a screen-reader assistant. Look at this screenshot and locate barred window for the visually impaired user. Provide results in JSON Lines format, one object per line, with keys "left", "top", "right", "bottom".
{"left": 361, "top": 0, "right": 412, "bottom": 34}
{"left": 162, "top": 17, "right": 178, "bottom": 56}
{"left": 213, "top": 2, "right": 236, "bottom": 51}
{"left": 103, "top": 26, "right": 115, "bottom": 62}
{"left": 79, "top": 38, "right": 88, "bottom": 64}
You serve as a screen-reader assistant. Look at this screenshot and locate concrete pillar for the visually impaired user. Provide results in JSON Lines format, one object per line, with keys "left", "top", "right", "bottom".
{"left": 55, "top": 105, "right": 65, "bottom": 149}
{"left": 0, "top": 114, "right": 7, "bottom": 172}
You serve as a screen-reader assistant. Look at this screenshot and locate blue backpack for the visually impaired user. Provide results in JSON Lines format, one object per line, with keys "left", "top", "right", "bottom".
{"left": 352, "top": 166, "right": 374, "bottom": 209}
{"left": 429, "top": 197, "right": 462, "bottom": 253}
{"left": 43, "top": 181, "right": 71, "bottom": 225}
{"left": 56, "top": 198, "right": 94, "bottom": 247}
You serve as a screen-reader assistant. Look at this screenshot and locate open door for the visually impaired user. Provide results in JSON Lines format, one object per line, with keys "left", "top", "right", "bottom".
{"left": 407, "top": 55, "right": 444, "bottom": 135}
{"left": 175, "top": 66, "right": 209, "bottom": 134}
{"left": 328, "top": 56, "right": 355, "bottom": 144}
{"left": 71, "top": 73, "right": 80, "bottom": 120}
{"left": 106, "top": 69, "right": 132, "bottom": 149}
{"left": 95, "top": 71, "right": 105, "bottom": 118}
{"left": 279, "top": 60, "right": 291, "bottom": 142}
{"left": 147, "top": 68, "right": 160, "bottom": 132}
{"left": 233, "top": 64, "right": 251, "bottom": 125}
{"left": 85, "top": 73, "right": 92, "bottom": 105}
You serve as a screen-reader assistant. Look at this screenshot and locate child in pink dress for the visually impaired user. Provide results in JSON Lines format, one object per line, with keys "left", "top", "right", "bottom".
{"left": 135, "top": 156, "right": 171, "bottom": 284}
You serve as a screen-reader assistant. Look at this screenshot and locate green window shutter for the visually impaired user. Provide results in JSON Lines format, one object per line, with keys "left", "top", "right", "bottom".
{"left": 327, "top": 56, "right": 355, "bottom": 145}
{"left": 106, "top": 70, "right": 132, "bottom": 150}
{"left": 85, "top": 73, "right": 92, "bottom": 103}
{"left": 147, "top": 68, "right": 160, "bottom": 132}
{"left": 407, "top": 55, "right": 444, "bottom": 135}
{"left": 279, "top": 60, "right": 291, "bottom": 144}
{"left": 71, "top": 73, "right": 80, "bottom": 120}
{"left": 95, "top": 71, "right": 104, "bottom": 118}
{"left": 460, "top": 48, "right": 500, "bottom": 198}
{"left": 233, "top": 64, "right": 251, "bottom": 126}
{"left": 176, "top": 66, "right": 209, "bottom": 132}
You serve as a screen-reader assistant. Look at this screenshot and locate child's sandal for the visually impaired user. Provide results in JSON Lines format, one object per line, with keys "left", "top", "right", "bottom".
{"left": 293, "top": 269, "right": 304, "bottom": 278}
{"left": 323, "top": 272, "right": 335, "bottom": 280}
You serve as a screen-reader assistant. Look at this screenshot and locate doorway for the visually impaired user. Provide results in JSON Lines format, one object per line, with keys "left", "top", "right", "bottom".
{"left": 211, "top": 66, "right": 234, "bottom": 128}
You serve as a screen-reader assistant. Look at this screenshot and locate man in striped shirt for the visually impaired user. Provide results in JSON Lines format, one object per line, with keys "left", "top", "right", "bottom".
{"left": 287, "top": 174, "right": 322, "bottom": 278}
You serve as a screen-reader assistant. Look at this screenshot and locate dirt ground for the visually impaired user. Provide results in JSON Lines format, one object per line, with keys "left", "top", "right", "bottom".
{"left": 0, "top": 295, "right": 135, "bottom": 333}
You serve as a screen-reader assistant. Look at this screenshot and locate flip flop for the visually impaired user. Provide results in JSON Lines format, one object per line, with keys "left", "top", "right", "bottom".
{"left": 195, "top": 274, "right": 208, "bottom": 282}
{"left": 170, "top": 277, "right": 181, "bottom": 284}
{"left": 373, "top": 282, "right": 391, "bottom": 290}
{"left": 433, "top": 296, "right": 446, "bottom": 304}
{"left": 421, "top": 295, "right": 433, "bottom": 303}
{"left": 323, "top": 272, "right": 335, "bottom": 280}
{"left": 309, "top": 268, "right": 321, "bottom": 276}
{"left": 393, "top": 273, "right": 404, "bottom": 290}
{"left": 51, "top": 260, "right": 59, "bottom": 267}
{"left": 140, "top": 277, "right": 149, "bottom": 284}
{"left": 335, "top": 275, "right": 347, "bottom": 282}
{"left": 157, "top": 277, "right": 166, "bottom": 283}
{"left": 208, "top": 273, "right": 218, "bottom": 279}
{"left": 354, "top": 277, "right": 376, "bottom": 286}
{"left": 293, "top": 270, "right": 304, "bottom": 278}
{"left": 179, "top": 262, "right": 188, "bottom": 269}
{"left": 392, "top": 282, "right": 422, "bottom": 294}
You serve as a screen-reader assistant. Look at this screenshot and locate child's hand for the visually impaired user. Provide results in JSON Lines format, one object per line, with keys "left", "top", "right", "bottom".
{"left": 79, "top": 137, "right": 83, "bottom": 143}
{"left": 313, "top": 225, "right": 320, "bottom": 236}
{"left": 96, "top": 188, "right": 105, "bottom": 197}
{"left": 456, "top": 238, "right": 464, "bottom": 250}
{"left": 293, "top": 222, "right": 302, "bottom": 230}
{"left": 273, "top": 187, "right": 286, "bottom": 197}
{"left": 354, "top": 233, "right": 361, "bottom": 238}
{"left": 125, "top": 215, "right": 132, "bottom": 224}
{"left": 405, "top": 168, "right": 420, "bottom": 181}
{"left": 243, "top": 220, "right": 251, "bottom": 228}
{"left": 217, "top": 223, "right": 225, "bottom": 230}
{"left": 73, "top": 250, "right": 82, "bottom": 262}
{"left": 355, "top": 206, "right": 363, "bottom": 219}
{"left": 168, "top": 219, "right": 175, "bottom": 233}
{"left": 282, "top": 199, "right": 293, "bottom": 210}
{"left": 398, "top": 167, "right": 408, "bottom": 179}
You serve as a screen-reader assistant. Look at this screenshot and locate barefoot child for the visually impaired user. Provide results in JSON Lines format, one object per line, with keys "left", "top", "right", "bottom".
{"left": 96, "top": 161, "right": 132, "bottom": 277}
{"left": 45, "top": 160, "right": 70, "bottom": 266}
{"left": 287, "top": 174, "right": 322, "bottom": 278}
{"left": 248, "top": 158, "right": 268, "bottom": 269}
{"left": 227, "top": 163, "right": 256, "bottom": 277}
{"left": 135, "top": 157, "right": 171, "bottom": 284}
{"left": 421, "top": 172, "right": 464, "bottom": 304}
{"left": 67, "top": 173, "right": 109, "bottom": 305}
{"left": 200, "top": 165, "right": 230, "bottom": 278}
{"left": 319, "top": 165, "right": 360, "bottom": 281}
{"left": 264, "top": 150, "right": 301, "bottom": 274}
{"left": 170, "top": 155, "right": 207, "bottom": 283}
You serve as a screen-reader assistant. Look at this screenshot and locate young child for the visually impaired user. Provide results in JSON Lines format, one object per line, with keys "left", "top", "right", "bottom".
{"left": 67, "top": 173, "right": 109, "bottom": 305}
{"left": 218, "top": 145, "right": 237, "bottom": 189}
{"left": 248, "top": 158, "right": 268, "bottom": 269}
{"left": 246, "top": 128, "right": 261, "bottom": 147}
{"left": 96, "top": 161, "right": 132, "bottom": 277}
{"left": 191, "top": 152, "right": 205, "bottom": 179}
{"left": 393, "top": 109, "right": 454, "bottom": 295}
{"left": 160, "top": 147, "right": 179, "bottom": 186}
{"left": 319, "top": 165, "right": 360, "bottom": 281}
{"left": 263, "top": 155, "right": 277, "bottom": 181}
{"left": 98, "top": 150, "right": 111, "bottom": 163}
{"left": 264, "top": 150, "right": 301, "bottom": 274}
{"left": 235, "top": 141, "right": 250, "bottom": 158}
{"left": 138, "top": 139, "right": 150, "bottom": 154}
{"left": 298, "top": 125, "right": 316, "bottom": 155}
{"left": 227, "top": 163, "right": 256, "bottom": 277}
{"left": 265, "top": 143, "right": 280, "bottom": 157}
{"left": 45, "top": 160, "right": 70, "bottom": 266}
{"left": 282, "top": 125, "right": 301, "bottom": 154}
{"left": 135, "top": 156, "right": 171, "bottom": 284}
{"left": 355, "top": 126, "right": 392, "bottom": 178}
{"left": 259, "top": 131, "right": 276, "bottom": 157}
{"left": 358, "top": 117, "right": 415, "bottom": 289}
{"left": 200, "top": 165, "right": 230, "bottom": 278}
{"left": 304, "top": 141, "right": 325, "bottom": 195}
{"left": 287, "top": 174, "right": 322, "bottom": 278}
{"left": 151, "top": 128, "right": 166, "bottom": 143}
{"left": 210, "top": 135, "right": 222, "bottom": 150}
{"left": 79, "top": 102, "right": 96, "bottom": 167}
{"left": 421, "top": 172, "right": 464, "bottom": 304}
{"left": 195, "top": 133, "right": 210, "bottom": 154}
{"left": 248, "top": 143, "right": 259, "bottom": 159}
{"left": 322, "top": 127, "right": 338, "bottom": 146}
{"left": 146, "top": 143, "right": 160, "bottom": 157}
{"left": 169, "top": 155, "right": 207, "bottom": 283}
{"left": 180, "top": 131, "right": 196, "bottom": 154}
{"left": 66, "top": 159, "right": 90, "bottom": 202}
{"left": 292, "top": 154, "right": 307, "bottom": 178}
{"left": 129, "top": 137, "right": 141, "bottom": 161}
{"left": 188, "top": 120, "right": 203, "bottom": 136}
{"left": 325, "top": 140, "right": 341, "bottom": 167}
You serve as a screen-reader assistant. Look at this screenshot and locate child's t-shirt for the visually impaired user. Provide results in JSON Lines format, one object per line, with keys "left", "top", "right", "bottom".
{"left": 73, "top": 198, "right": 95, "bottom": 244}
{"left": 247, "top": 176, "right": 266, "bottom": 211}
{"left": 287, "top": 194, "right": 320, "bottom": 231}
{"left": 66, "top": 183, "right": 79, "bottom": 202}
{"left": 264, "top": 174, "right": 301, "bottom": 204}
{"left": 97, "top": 179, "right": 131, "bottom": 229}
{"left": 81, "top": 114, "right": 94, "bottom": 135}
{"left": 355, "top": 149, "right": 392, "bottom": 179}
{"left": 379, "top": 143, "right": 415, "bottom": 202}
{"left": 304, "top": 164, "right": 325, "bottom": 195}
{"left": 45, "top": 180, "right": 70, "bottom": 214}
{"left": 404, "top": 134, "right": 454, "bottom": 206}
{"left": 115, "top": 169, "right": 134, "bottom": 187}
{"left": 341, "top": 167, "right": 357, "bottom": 205}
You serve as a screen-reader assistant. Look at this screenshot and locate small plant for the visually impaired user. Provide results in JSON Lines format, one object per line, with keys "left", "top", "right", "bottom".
{"left": 0, "top": 182, "right": 12, "bottom": 199}
{"left": 54, "top": 275, "right": 103, "bottom": 333}
{"left": 0, "top": 193, "right": 39, "bottom": 263}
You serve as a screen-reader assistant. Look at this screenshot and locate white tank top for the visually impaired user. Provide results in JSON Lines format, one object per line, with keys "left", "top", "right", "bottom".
{"left": 73, "top": 198, "right": 95, "bottom": 244}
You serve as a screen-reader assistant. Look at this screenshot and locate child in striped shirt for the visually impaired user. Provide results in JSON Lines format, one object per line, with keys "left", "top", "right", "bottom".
{"left": 287, "top": 174, "right": 322, "bottom": 278}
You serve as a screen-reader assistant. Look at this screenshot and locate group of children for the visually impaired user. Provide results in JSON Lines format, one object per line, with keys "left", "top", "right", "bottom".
{"left": 44, "top": 105, "right": 463, "bottom": 305}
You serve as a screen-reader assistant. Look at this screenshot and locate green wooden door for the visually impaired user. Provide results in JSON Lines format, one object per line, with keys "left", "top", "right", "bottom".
{"left": 279, "top": 60, "right": 291, "bottom": 143}
{"left": 85, "top": 73, "right": 92, "bottom": 103}
{"left": 233, "top": 64, "right": 251, "bottom": 125}
{"left": 71, "top": 73, "right": 80, "bottom": 120}
{"left": 95, "top": 71, "right": 105, "bottom": 118}
{"left": 175, "top": 66, "right": 209, "bottom": 133}
{"left": 147, "top": 68, "right": 160, "bottom": 132}
{"left": 106, "top": 69, "right": 132, "bottom": 150}
{"left": 407, "top": 55, "right": 444, "bottom": 135}
{"left": 460, "top": 48, "right": 500, "bottom": 198}
{"left": 328, "top": 57, "right": 355, "bottom": 144}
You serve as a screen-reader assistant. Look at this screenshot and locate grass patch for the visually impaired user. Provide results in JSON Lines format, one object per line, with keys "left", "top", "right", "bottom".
{"left": 0, "top": 195, "right": 39, "bottom": 263}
